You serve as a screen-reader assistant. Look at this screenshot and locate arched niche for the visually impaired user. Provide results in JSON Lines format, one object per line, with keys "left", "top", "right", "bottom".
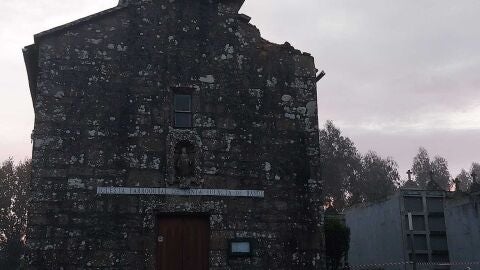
{"left": 166, "top": 130, "right": 203, "bottom": 188}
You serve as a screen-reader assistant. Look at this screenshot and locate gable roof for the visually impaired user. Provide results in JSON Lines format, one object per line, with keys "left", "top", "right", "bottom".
{"left": 34, "top": 5, "right": 126, "bottom": 41}
{"left": 33, "top": 0, "right": 246, "bottom": 41}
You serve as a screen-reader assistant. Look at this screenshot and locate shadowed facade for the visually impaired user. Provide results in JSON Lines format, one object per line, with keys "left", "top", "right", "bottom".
{"left": 23, "top": 0, "right": 324, "bottom": 268}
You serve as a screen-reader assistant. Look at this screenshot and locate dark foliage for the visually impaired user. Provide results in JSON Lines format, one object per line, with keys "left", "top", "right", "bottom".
{"left": 456, "top": 162, "right": 480, "bottom": 191}
{"left": 325, "top": 218, "right": 350, "bottom": 270}
{"left": 319, "top": 121, "right": 400, "bottom": 209}
{"left": 412, "top": 147, "right": 451, "bottom": 190}
{"left": 0, "top": 158, "right": 31, "bottom": 269}
{"left": 351, "top": 151, "right": 400, "bottom": 204}
{"left": 319, "top": 121, "right": 362, "bottom": 210}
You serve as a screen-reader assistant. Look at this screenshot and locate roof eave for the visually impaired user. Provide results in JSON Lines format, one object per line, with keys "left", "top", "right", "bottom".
{"left": 34, "top": 6, "right": 126, "bottom": 41}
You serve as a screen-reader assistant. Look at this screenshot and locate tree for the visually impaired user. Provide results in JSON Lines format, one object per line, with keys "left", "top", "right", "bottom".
{"left": 0, "top": 158, "right": 31, "bottom": 269}
{"left": 325, "top": 218, "right": 350, "bottom": 270}
{"left": 456, "top": 169, "right": 472, "bottom": 192}
{"left": 319, "top": 121, "right": 361, "bottom": 210}
{"left": 412, "top": 147, "right": 431, "bottom": 188}
{"left": 431, "top": 156, "right": 451, "bottom": 190}
{"left": 455, "top": 162, "right": 480, "bottom": 192}
{"left": 319, "top": 121, "right": 402, "bottom": 208}
{"left": 357, "top": 151, "right": 400, "bottom": 203}
{"left": 411, "top": 148, "right": 451, "bottom": 190}
{"left": 472, "top": 162, "right": 480, "bottom": 180}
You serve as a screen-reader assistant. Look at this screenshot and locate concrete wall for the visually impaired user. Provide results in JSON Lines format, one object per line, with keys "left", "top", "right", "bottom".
{"left": 445, "top": 193, "right": 480, "bottom": 266}
{"left": 345, "top": 194, "right": 406, "bottom": 270}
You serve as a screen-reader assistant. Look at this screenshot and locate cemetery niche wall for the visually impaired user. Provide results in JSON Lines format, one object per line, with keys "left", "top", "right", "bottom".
{"left": 23, "top": 0, "right": 324, "bottom": 269}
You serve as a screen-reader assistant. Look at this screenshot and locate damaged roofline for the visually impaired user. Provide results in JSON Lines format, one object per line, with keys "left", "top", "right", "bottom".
{"left": 22, "top": 44, "right": 39, "bottom": 108}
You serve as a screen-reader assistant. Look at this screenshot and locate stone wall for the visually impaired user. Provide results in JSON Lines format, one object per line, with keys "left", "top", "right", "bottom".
{"left": 24, "top": 0, "right": 324, "bottom": 269}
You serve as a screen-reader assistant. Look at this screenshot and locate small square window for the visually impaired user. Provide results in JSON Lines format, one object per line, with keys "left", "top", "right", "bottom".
{"left": 430, "top": 235, "right": 448, "bottom": 251}
{"left": 427, "top": 197, "right": 444, "bottom": 213}
{"left": 407, "top": 234, "right": 427, "bottom": 250}
{"left": 229, "top": 239, "right": 253, "bottom": 257}
{"left": 175, "top": 94, "right": 191, "bottom": 112}
{"left": 175, "top": 113, "right": 192, "bottom": 128}
{"left": 405, "top": 215, "right": 426, "bottom": 231}
{"left": 404, "top": 196, "right": 423, "bottom": 212}
{"left": 428, "top": 216, "right": 446, "bottom": 232}
{"left": 174, "top": 94, "right": 192, "bottom": 128}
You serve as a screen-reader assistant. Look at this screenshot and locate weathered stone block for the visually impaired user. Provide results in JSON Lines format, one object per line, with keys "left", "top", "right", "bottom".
{"left": 127, "top": 169, "right": 162, "bottom": 186}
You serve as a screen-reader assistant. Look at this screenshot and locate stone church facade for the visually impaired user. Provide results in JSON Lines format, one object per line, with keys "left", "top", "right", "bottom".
{"left": 23, "top": 0, "right": 324, "bottom": 269}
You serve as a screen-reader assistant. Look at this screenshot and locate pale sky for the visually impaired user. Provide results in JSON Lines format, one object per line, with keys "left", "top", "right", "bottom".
{"left": 0, "top": 0, "right": 479, "bottom": 178}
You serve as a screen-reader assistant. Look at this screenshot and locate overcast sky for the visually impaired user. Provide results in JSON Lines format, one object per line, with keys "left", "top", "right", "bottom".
{"left": 0, "top": 0, "right": 479, "bottom": 179}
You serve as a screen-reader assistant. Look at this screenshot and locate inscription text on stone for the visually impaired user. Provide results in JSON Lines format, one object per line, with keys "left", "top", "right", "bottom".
{"left": 97, "top": 187, "right": 265, "bottom": 198}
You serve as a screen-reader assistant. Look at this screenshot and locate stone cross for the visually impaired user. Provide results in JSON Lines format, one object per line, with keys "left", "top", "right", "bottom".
{"left": 429, "top": 170, "right": 435, "bottom": 181}
{"left": 406, "top": 170, "right": 413, "bottom": 181}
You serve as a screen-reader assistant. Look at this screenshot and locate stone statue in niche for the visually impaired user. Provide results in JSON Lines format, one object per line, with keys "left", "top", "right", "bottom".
{"left": 176, "top": 147, "right": 193, "bottom": 177}
{"left": 174, "top": 142, "right": 195, "bottom": 188}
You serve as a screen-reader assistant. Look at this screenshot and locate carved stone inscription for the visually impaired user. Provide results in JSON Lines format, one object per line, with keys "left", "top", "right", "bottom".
{"left": 97, "top": 187, "right": 265, "bottom": 198}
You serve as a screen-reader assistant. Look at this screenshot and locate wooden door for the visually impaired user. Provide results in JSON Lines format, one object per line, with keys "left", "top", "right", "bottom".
{"left": 156, "top": 216, "right": 209, "bottom": 270}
